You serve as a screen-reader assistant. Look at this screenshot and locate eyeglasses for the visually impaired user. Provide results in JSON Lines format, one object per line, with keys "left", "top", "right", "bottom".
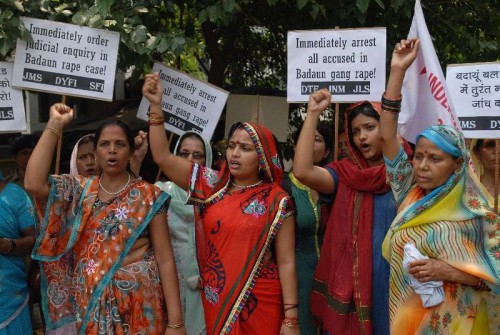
{"left": 178, "top": 151, "right": 205, "bottom": 159}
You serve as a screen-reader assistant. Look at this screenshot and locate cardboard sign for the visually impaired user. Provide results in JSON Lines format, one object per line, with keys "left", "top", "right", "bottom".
{"left": 0, "top": 62, "right": 26, "bottom": 133}
{"left": 138, "top": 63, "right": 229, "bottom": 139}
{"left": 446, "top": 62, "right": 500, "bottom": 138}
{"left": 287, "top": 28, "right": 386, "bottom": 103}
{"left": 13, "top": 17, "right": 119, "bottom": 101}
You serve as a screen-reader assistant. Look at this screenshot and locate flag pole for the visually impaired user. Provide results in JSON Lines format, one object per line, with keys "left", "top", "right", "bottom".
{"left": 494, "top": 139, "right": 499, "bottom": 213}
{"left": 333, "top": 26, "right": 340, "bottom": 161}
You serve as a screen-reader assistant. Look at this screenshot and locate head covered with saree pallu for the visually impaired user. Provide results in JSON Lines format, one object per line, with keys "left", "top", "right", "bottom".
{"left": 311, "top": 101, "right": 404, "bottom": 335}
{"left": 69, "top": 134, "right": 95, "bottom": 177}
{"left": 187, "top": 121, "right": 293, "bottom": 334}
{"left": 382, "top": 124, "right": 500, "bottom": 334}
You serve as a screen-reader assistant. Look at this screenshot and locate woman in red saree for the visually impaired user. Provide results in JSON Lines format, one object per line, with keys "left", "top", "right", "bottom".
{"left": 144, "top": 73, "right": 300, "bottom": 335}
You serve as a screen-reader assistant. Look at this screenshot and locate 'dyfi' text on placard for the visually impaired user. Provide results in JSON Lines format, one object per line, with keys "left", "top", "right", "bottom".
{"left": 12, "top": 17, "right": 119, "bottom": 101}
{"left": 137, "top": 63, "right": 229, "bottom": 140}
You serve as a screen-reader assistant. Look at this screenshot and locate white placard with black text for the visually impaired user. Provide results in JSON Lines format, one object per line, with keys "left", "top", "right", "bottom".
{"left": 137, "top": 63, "right": 229, "bottom": 139}
{"left": 446, "top": 62, "right": 500, "bottom": 138}
{"left": 13, "top": 17, "right": 119, "bottom": 101}
{"left": 287, "top": 27, "right": 386, "bottom": 103}
{"left": 0, "top": 62, "right": 26, "bottom": 133}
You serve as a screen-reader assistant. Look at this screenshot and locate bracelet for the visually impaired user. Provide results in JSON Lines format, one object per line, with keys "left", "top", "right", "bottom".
{"left": 472, "top": 278, "right": 490, "bottom": 291}
{"left": 44, "top": 126, "right": 61, "bottom": 138}
{"left": 382, "top": 93, "right": 402, "bottom": 114}
{"left": 284, "top": 304, "right": 298, "bottom": 312}
{"left": 166, "top": 323, "right": 184, "bottom": 329}
{"left": 382, "top": 92, "right": 402, "bottom": 105}
{"left": 149, "top": 112, "right": 165, "bottom": 122}
{"left": 0, "top": 238, "right": 15, "bottom": 255}
{"left": 148, "top": 120, "right": 165, "bottom": 126}
{"left": 282, "top": 316, "right": 299, "bottom": 328}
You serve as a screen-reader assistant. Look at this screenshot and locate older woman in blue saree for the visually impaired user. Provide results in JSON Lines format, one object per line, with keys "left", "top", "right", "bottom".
{"left": 380, "top": 38, "right": 500, "bottom": 334}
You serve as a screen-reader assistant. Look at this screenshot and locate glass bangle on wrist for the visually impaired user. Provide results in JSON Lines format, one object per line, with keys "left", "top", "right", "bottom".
{"left": 0, "top": 238, "right": 15, "bottom": 254}
{"left": 166, "top": 323, "right": 184, "bottom": 329}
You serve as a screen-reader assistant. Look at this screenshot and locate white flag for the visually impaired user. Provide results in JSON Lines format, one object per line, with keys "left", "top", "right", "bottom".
{"left": 399, "top": 0, "right": 461, "bottom": 143}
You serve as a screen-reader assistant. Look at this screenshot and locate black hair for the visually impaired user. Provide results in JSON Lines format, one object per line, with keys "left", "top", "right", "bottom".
{"left": 94, "top": 119, "right": 136, "bottom": 176}
{"left": 78, "top": 134, "right": 95, "bottom": 148}
{"left": 292, "top": 121, "right": 333, "bottom": 165}
{"left": 10, "top": 134, "right": 39, "bottom": 155}
{"left": 94, "top": 119, "right": 136, "bottom": 152}
{"left": 346, "top": 102, "right": 379, "bottom": 149}
{"left": 292, "top": 121, "right": 333, "bottom": 152}
{"left": 474, "top": 139, "right": 484, "bottom": 152}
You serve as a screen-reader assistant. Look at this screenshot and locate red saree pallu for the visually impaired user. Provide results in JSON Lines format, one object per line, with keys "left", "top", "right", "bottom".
{"left": 310, "top": 166, "right": 382, "bottom": 335}
{"left": 32, "top": 175, "right": 169, "bottom": 334}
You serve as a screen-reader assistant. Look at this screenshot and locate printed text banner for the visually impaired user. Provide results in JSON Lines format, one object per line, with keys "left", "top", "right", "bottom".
{"left": 287, "top": 27, "right": 386, "bottom": 103}
{"left": 137, "top": 63, "right": 229, "bottom": 140}
{"left": 13, "top": 17, "right": 119, "bottom": 101}
{"left": 446, "top": 62, "right": 500, "bottom": 139}
{"left": 0, "top": 62, "right": 26, "bottom": 133}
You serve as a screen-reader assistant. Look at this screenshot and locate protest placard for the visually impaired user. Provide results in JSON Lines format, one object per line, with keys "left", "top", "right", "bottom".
{"left": 137, "top": 63, "right": 229, "bottom": 139}
{"left": 287, "top": 28, "right": 386, "bottom": 103}
{"left": 0, "top": 62, "right": 26, "bottom": 133}
{"left": 446, "top": 62, "right": 500, "bottom": 138}
{"left": 12, "top": 17, "right": 119, "bottom": 101}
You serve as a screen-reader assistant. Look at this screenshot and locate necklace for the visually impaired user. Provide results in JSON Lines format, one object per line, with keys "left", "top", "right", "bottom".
{"left": 230, "top": 179, "right": 263, "bottom": 189}
{"left": 99, "top": 172, "right": 131, "bottom": 195}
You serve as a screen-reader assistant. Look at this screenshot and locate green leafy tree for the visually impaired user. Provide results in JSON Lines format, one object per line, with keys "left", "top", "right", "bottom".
{"left": 1, "top": 0, "right": 497, "bottom": 88}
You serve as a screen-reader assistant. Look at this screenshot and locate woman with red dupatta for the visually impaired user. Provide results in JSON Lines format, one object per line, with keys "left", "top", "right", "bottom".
{"left": 293, "top": 92, "right": 409, "bottom": 334}
{"left": 144, "top": 73, "right": 300, "bottom": 335}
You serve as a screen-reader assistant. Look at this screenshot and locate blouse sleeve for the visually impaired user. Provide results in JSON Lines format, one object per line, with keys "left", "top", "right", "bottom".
{"left": 9, "top": 184, "right": 36, "bottom": 231}
{"left": 384, "top": 145, "right": 414, "bottom": 205}
{"left": 187, "top": 163, "right": 221, "bottom": 204}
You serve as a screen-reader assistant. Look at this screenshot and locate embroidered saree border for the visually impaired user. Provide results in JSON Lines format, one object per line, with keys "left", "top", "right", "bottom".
{"left": 311, "top": 279, "right": 371, "bottom": 319}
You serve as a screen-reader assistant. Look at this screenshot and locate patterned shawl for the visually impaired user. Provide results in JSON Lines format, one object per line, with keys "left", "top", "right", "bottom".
{"left": 382, "top": 125, "right": 500, "bottom": 334}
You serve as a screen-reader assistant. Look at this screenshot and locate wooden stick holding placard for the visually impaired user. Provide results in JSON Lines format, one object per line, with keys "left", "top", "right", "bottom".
{"left": 155, "top": 131, "right": 175, "bottom": 182}
{"left": 333, "top": 26, "right": 340, "bottom": 161}
{"left": 54, "top": 95, "right": 66, "bottom": 175}
{"left": 494, "top": 139, "right": 499, "bottom": 213}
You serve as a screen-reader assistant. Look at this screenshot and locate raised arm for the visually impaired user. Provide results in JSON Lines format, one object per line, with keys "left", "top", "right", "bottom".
{"left": 293, "top": 89, "right": 335, "bottom": 194}
{"left": 143, "top": 73, "right": 192, "bottom": 190}
{"left": 380, "top": 39, "right": 420, "bottom": 160}
{"left": 24, "top": 103, "right": 74, "bottom": 200}
{"left": 130, "top": 130, "right": 148, "bottom": 178}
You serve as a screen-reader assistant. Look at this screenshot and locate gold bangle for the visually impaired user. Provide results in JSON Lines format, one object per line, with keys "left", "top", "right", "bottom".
{"left": 44, "top": 126, "right": 61, "bottom": 138}
{"left": 149, "top": 112, "right": 165, "bottom": 121}
{"left": 166, "top": 323, "right": 184, "bottom": 329}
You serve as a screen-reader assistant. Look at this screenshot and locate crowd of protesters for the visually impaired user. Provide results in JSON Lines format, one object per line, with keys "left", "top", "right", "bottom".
{"left": 1, "top": 39, "right": 498, "bottom": 335}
